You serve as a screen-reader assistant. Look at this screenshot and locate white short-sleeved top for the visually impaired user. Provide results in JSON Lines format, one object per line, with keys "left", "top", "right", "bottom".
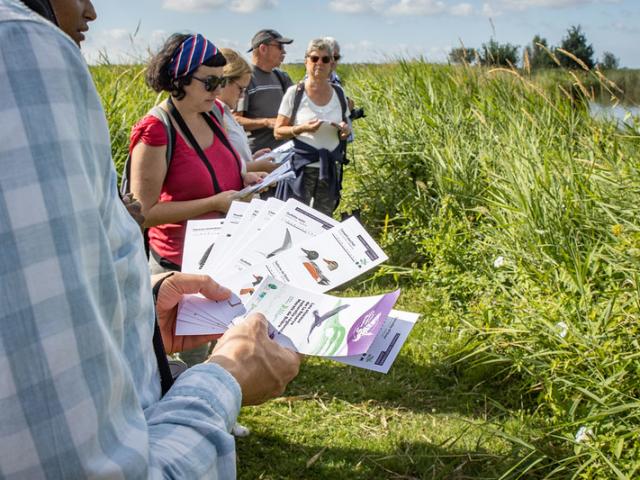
{"left": 278, "top": 85, "right": 342, "bottom": 151}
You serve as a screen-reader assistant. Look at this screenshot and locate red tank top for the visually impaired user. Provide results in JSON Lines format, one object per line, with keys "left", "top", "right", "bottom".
{"left": 129, "top": 109, "right": 243, "bottom": 266}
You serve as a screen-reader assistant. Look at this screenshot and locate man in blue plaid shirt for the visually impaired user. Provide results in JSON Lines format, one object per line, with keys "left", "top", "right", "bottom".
{"left": 0, "top": 1, "right": 300, "bottom": 478}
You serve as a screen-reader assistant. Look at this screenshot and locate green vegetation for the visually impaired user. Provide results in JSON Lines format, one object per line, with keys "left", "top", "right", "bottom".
{"left": 452, "top": 24, "right": 619, "bottom": 72}
{"left": 93, "top": 60, "right": 640, "bottom": 479}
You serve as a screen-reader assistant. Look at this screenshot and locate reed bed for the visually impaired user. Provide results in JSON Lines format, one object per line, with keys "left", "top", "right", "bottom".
{"left": 93, "top": 60, "right": 640, "bottom": 479}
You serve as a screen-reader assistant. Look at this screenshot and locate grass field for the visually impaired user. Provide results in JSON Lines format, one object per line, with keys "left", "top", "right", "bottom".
{"left": 93, "top": 61, "right": 640, "bottom": 479}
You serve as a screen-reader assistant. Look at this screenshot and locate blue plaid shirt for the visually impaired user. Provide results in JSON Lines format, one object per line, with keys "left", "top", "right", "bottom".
{"left": 0, "top": 1, "right": 241, "bottom": 478}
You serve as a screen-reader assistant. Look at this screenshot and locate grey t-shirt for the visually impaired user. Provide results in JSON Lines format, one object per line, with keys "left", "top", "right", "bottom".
{"left": 236, "top": 66, "right": 293, "bottom": 152}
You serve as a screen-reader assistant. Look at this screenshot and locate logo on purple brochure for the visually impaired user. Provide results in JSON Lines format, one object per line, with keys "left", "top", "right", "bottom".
{"left": 346, "top": 290, "right": 401, "bottom": 355}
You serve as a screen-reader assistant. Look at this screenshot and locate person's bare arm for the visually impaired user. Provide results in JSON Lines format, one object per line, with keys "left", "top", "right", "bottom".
{"left": 274, "top": 114, "right": 322, "bottom": 140}
{"left": 129, "top": 142, "right": 237, "bottom": 228}
{"left": 233, "top": 111, "right": 276, "bottom": 131}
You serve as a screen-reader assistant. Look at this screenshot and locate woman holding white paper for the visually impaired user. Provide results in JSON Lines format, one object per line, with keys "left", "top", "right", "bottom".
{"left": 273, "top": 38, "right": 351, "bottom": 216}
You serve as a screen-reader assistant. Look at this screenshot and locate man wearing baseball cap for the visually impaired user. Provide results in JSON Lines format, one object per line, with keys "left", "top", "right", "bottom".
{"left": 234, "top": 29, "right": 294, "bottom": 153}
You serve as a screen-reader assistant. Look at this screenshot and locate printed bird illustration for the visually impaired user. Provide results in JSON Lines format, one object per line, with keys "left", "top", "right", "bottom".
{"left": 302, "top": 261, "right": 330, "bottom": 286}
{"left": 301, "top": 248, "right": 319, "bottom": 261}
{"left": 198, "top": 242, "right": 215, "bottom": 269}
{"left": 251, "top": 274, "right": 264, "bottom": 286}
{"left": 266, "top": 228, "right": 292, "bottom": 258}
{"left": 323, "top": 258, "right": 338, "bottom": 271}
{"left": 307, "top": 304, "right": 351, "bottom": 342}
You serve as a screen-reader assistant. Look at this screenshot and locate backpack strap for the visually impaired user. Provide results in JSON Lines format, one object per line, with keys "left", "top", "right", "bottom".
{"left": 289, "top": 82, "right": 348, "bottom": 127}
{"left": 289, "top": 81, "right": 306, "bottom": 126}
{"left": 119, "top": 105, "right": 175, "bottom": 197}
{"left": 331, "top": 83, "right": 348, "bottom": 124}
{"left": 273, "top": 68, "right": 289, "bottom": 93}
{"left": 210, "top": 100, "right": 224, "bottom": 127}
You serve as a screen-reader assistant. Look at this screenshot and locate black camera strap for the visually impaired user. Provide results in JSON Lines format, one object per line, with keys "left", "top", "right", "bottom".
{"left": 167, "top": 97, "right": 223, "bottom": 193}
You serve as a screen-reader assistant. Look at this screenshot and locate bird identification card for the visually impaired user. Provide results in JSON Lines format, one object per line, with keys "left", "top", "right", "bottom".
{"left": 221, "top": 198, "right": 339, "bottom": 276}
{"left": 240, "top": 277, "right": 400, "bottom": 356}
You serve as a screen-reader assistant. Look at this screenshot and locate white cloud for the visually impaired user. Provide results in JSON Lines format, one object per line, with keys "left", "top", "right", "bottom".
{"left": 229, "top": 0, "right": 277, "bottom": 13}
{"left": 328, "top": 0, "right": 385, "bottom": 14}
{"left": 330, "top": 0, "right": 474, "bottom": 16}
{"left": 450, "top": 2, "right": 474, "bottom": 15}
{"left": 483, "top": 0, "right": 621, "bottom": 14}
{"left": 388, "top": 0, "right": 447, "bottom": 15}
{"left": 340, "top": 39, "right": 450, "bottom": 63}
{"left": 163, "top": 0, "right": 226, "bottom": 12}
{"left": 82, "top": 28, "right": 168, "bottom": 64}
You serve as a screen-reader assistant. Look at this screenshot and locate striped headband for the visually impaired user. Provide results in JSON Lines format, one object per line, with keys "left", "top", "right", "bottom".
{"left": 169, "top": 34, "right": 218, "bottom": 79}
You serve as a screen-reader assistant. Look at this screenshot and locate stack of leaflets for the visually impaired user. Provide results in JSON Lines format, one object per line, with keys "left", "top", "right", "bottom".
{"left": 177, "top": 198, "right": 419, "bottom": 373}
{"left": 230, "top": 160, "right": 295, "bottom": 200}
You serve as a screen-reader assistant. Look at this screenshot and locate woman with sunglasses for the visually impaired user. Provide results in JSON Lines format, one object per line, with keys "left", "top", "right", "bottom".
{"left": 129, "top": 33, "right": 253, "bottom": 276}
{"left": 274, "top": 38, "right": 351, "bottom": 216}
{"left": 217, "top": 48, "right": 279, "bottom": 175}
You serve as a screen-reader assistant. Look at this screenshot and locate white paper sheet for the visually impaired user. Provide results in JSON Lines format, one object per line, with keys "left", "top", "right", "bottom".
{"left": 202, "top": 201, "right": 249, "bottom": 275}
{"left": 330, "top": 310, "right": 419, "bottom": 373}
{"left": 223, "top": 198, "right": 339, "bottom": 275}
{"left": 217, "top": 216, "right": 388, "bottom": 300}
{"left": 181, "top": 218, "right": 225, "bottom": 273}
{"left": 253, "top": 140, "right": 294, "bottom": 163}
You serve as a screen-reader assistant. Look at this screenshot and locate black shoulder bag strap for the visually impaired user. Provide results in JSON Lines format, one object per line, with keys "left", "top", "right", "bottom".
{"left": 167, "top": 97, "right": 222, "bottom": 193}
{"left": 200, "top": 111, "right": 243, "bottom": 178}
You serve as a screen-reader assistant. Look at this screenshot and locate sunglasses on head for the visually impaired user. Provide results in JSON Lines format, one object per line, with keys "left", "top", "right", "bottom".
{"left": 307, "top": 55, "right": 332, "bottom": 64}
{"left": 192, "top": 75, "right": 228, "bottom": 91}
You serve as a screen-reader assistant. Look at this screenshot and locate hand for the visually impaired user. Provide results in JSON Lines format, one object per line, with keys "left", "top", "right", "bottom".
{"left": 242, "top": 171, "right": 267, "bottom": 187}
{"left": 301, "top": 118, "right": 322, "bottom": 134}
{"left": 122, "top": 193, "right": 145, "bottom": 226}
{"left": 208, "top": 313, "right": 301, "bottom": 406}
{"left": 337, "top": 121, "right": 351, "bottom": 140}
{"left": 154, "top": 273, "right": 232, "bottom": 354}
{"left": 210, "top": 190, "right": 238, "bottom": 213}
{"left": 252, "top": 148, "right": 272, "bottom": 161}
{"left": 263, "top": 118, "right": 277, "bottom": 129}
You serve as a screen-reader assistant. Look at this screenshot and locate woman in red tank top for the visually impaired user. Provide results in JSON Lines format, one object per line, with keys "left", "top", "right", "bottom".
{"left": 129, "top": 33, "right": 247, "bottom": 271}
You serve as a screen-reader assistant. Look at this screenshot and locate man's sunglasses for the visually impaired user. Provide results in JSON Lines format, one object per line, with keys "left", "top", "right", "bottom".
{"left": 333, "top": 55, "right": 341, "bottom": 61}
{"left": 266, "top": 42, "right": 284, "bottom": 51}
{"left": 192, "top": 75, "right": 228, "bottom": 91}
{"left": 307, "top": 55, "right": 332, "bottom": 64}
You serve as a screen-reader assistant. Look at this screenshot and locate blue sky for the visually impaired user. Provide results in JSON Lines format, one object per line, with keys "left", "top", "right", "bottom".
{"left": 83, "top": 0, "right": 639, "bottom": 67}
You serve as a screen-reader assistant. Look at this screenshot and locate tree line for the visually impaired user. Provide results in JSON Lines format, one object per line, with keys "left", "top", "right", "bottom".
{"left": 449, "top": 25, "right": 620, "bottom": 71}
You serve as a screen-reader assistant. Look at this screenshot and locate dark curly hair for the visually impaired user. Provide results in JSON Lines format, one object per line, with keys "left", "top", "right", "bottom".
{"left": 145, "top": 33, "right": 227, "bottom": 100}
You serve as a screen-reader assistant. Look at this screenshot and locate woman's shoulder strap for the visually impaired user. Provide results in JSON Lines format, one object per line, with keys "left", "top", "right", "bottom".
{"left": 290, "top": 81, "right": 306, "bottom": 125}
{"left": 148, "top": 105, "right": 176, "bottom": 166}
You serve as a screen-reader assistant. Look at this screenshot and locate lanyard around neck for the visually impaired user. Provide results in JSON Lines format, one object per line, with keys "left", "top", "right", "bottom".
{"left": 167, "top": 97, "right": 223, "bottom": 193}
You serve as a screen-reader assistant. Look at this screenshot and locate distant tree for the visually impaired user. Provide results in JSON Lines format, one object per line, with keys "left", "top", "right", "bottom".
{"left": 448, "top": 46, "right": 476, "bottom": 65}
{"left": 599, "top": 51, "right": 620, "bottom": 70}
{"left": 558, "top": 25, "right": 594, "bottom": 69}
{"left": 524, "top": 34, "right": 557, "bottom": 70}
{"left": 478, "top": 39, "right": 519, "bottom": 67}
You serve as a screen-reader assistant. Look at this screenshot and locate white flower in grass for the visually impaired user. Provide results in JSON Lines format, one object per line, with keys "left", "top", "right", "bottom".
{"left": 493, "top": 256, "right": 505, "bottom": 268}
{"left": 555, "top": 322, "right": 568, "bottom": 339}
{"left": 575, "top": 426, "right": 593, "bottom": 443}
